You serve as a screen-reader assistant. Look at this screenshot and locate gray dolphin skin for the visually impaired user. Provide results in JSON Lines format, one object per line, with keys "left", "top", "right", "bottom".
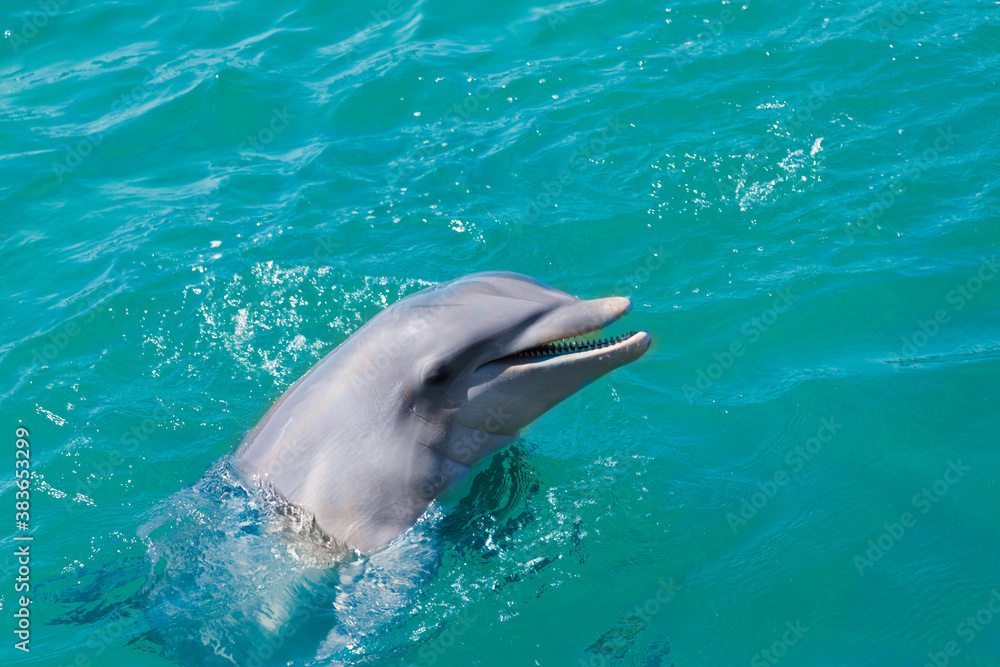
{"left": 234, "top": 271, "right": 651, "bottom": 553}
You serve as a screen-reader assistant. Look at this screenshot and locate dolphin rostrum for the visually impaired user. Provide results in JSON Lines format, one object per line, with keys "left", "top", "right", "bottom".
{"left": 234, "top": 271, "right": 651, "bottom": 552}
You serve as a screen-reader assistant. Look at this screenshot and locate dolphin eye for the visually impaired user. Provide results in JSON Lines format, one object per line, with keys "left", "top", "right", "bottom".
{"left": 424, "top": 365, "right": 451, "bottom": 386}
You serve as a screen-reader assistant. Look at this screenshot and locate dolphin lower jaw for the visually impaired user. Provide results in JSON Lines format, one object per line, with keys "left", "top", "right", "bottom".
{"left": 464, "top": 334, "right": 651, "bottom": 439}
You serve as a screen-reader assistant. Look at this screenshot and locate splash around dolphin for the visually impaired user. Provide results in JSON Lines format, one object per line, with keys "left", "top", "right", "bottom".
{"left": 234, "top": 271, "right": 650, "bottom": 552}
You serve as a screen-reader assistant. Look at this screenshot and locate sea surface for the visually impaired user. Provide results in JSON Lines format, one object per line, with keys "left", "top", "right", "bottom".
{"left": 2, "top": 0, "right": 999, "bottom": 665}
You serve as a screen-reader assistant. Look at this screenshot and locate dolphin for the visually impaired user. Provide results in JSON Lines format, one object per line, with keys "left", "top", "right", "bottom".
{"left": 234, "top": 271, "right": 650, "bottom": 552}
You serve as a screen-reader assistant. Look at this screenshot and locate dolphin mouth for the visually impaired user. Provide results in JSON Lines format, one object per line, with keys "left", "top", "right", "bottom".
{"left": 507, "top": 330, "right": 646, "bottom": 361}
{"left": 485, "top": 296, "right": 651, "bottom": 372}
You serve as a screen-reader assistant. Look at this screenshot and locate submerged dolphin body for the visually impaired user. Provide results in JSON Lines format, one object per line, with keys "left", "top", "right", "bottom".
{"left": 235, "top": 271, "right": 650, "bottom": 552}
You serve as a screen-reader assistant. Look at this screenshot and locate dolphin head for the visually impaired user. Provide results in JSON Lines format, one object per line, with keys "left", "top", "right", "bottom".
{"left": 236, "top": 271, "right": 650, "bottom": 551}
{"left": 359, "top": 271, "right": 651, "bottom": 465}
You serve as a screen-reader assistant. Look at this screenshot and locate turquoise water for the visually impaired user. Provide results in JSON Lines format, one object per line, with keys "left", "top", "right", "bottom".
{"left": 3, "top": 0, "right": 1000, "bottom": 664}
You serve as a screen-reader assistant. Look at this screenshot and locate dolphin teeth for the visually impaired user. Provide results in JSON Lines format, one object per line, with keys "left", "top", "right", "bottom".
{"left": 513, "top": 331, "right": 638, "bottom": 359}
